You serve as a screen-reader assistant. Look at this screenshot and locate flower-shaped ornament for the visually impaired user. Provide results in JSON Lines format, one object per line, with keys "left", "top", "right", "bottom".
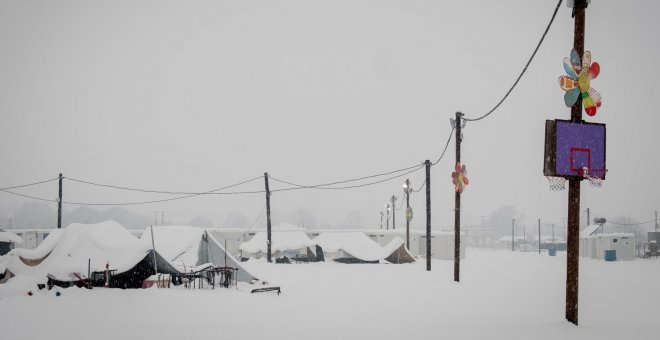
{"left": 559, "top": 49, "right": 601, "bottom": 116}
{"left": 452, "top": 162, "right": 469, "bottom": 193}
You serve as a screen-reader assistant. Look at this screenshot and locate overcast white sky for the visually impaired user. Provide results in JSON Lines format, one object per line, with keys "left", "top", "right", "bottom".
{"left": 1, "top": 0, "right": 658, "bottom": 230}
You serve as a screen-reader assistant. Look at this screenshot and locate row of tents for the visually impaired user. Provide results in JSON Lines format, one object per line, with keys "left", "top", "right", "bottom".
{"left": 1, "top": 222, "right": 416, "bottom": 290}
{"left": 238, "top": 229, "right": 415, "bottom": 264}
{"left": 0, "top": 221, "right": 258, "bottom": 289}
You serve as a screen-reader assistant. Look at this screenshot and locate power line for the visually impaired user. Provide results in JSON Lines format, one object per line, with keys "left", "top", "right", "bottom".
{"left": 270, "top": 165, "right": 424, "bottom": 192}
{"left": 432, "top": 127, "right": 455, "bottom": 166}
{"left": 607, "top": 219, "right": 656, "bottom": 226}
{"left": 0, "top": 188, "right": 58, "bottom": 203}
{"left": 462, "top": 0, "right": 563, "bottom": 122}
{"left": 0, "top": 177, "right": 59, "bottom": 190}
{"left": 269, "top": 163, "right": 423, "bottom": 190}
{"left": 412, "top": 179, "right": 426, "bottom": 193}
{"left": 64, "top": 176, "right": 263, "bottom": 195}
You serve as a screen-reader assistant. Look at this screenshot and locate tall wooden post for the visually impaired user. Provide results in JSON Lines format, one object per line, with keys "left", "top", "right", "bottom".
{"left": 264, "top": 172, "right": 272, "bottom": 263}
{"left": 425, "top": 160, "right": 431, "bottom": 271}
{"left": 391, "top": 195, "right": 397, "bottom": 230}
{"left": 405, "top": 179, "right": 411, "bottom": 250}
{"left": 566, "top": 0, "right": 587, "bottom": 326}
{"left": 454, "top": 112, "right": 462, "bottom": 282}
{"left": 58, "top": 173, "right": 63, "bottom": 229}
{"left": 512, "top": 218, "right": 516, "bottom": 252}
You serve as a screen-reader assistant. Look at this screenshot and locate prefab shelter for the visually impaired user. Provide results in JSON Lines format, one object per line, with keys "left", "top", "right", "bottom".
{"left": 1, "top": 221, "right": 179, "bottom": 288}
{"left": 580, "top": 224, "right": 635, "bottom": 261}
{"left": 420, "top": 231, "right": 465, "bottom": 260}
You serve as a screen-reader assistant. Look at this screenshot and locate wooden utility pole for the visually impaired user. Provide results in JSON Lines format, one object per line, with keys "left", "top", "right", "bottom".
{"left": 264, "top": 173, "right": 272, "bottom": 263}
{"left": 655, "top": 211, "right": 658, "bottom": 232}
{"left": 58, "top": 173, "right": 63, "bottom": 229}
{"left": 454, "top": 112, "right": 463, "bottom": 282}
{"left": 425, "top": 160, "right": 431, "bottom": 271}
{"left": 391, "top": 195, "right": 397, "bottom": 230}
{"left": 586, "top": 208, "right": 590, "bottom": 226}
{"left": 512, "top": 218, "right": 516, "bottom": 252}
{"left": 405, "top": 179, "right": 411, "bottom": 250}
{"left": 566, "top": 0, "right": 587, "bottom": 326}
{"left": 150, "top": 225, "right": 158, "bottom": 274}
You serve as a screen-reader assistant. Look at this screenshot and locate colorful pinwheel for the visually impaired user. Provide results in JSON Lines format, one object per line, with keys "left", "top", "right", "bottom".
{"left": 452, "top": 162, "right": 469, "bottom": 193}
{"left": 559, "top": 49, "right": 601, "bottom": 116}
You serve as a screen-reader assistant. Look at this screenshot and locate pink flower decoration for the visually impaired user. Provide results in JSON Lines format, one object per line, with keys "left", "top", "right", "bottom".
{"left": 452, "top": 162, "right": 469, "bottom": 193}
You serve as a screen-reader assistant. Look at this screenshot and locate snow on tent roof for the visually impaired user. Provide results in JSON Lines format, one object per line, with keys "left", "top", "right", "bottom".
{"left": 0, "top": 230, "right": 23, "bottom": 244}
{"left": 140, "top": 225, "right": 204, "bottom": 270}
{"left": 313, "top": 232, "right": 385, "bottom": 262}
{"left": 4, "top": 221, "right": 156, "bottom": 281}
{"left": 239, "top": 229, "right": 315, "bottom": 255}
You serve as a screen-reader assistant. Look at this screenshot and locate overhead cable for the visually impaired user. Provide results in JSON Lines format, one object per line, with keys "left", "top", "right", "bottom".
{"left": 462, "top": 0, "right": 563, "bottom": 122}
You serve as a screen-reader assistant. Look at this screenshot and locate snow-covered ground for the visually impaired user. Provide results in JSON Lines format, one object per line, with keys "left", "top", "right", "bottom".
{"left": 1, "top": 249, "right": 657, "bottom": 340}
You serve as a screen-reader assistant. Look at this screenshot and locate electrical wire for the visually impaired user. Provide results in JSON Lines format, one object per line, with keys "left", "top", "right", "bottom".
{"left": 607, "top": 219, "right": 656, "bottom": 226}
{"left": 270, "top": 165, "right": 424, "bottom": 192}
{"left": 243, "top": 204, "right": 267, "bottom": 235}
{"left": 268, "top": 162, "right": 423, "bottom": 190}
{"left": 64, "top": 176, "right": 263, "bottom": 195}
{"left": 412, "top": 179, "right": 426, "bottom": 193}
{"left": 432, "top": 127, "right": 455, "bottom": 166}
{"left": 462, "top": 0, "right": 563, "bottom": 122}
{"left": 0, "top": 177, "right": 59, "bottom": 190}
{"left": 0, "top": 188, "right": 59, "bottom": 203}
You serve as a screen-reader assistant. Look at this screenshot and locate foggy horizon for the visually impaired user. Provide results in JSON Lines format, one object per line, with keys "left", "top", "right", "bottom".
{"left": 2, "top": 0, "right": 658, "bottom": 234}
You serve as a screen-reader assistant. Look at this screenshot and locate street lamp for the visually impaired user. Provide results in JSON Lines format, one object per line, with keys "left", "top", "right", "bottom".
{"left": 403, "top": 179, "right": 413, "bottom": 249}
{"left": 386, "top": 204, "right": 391, "bottom": 230}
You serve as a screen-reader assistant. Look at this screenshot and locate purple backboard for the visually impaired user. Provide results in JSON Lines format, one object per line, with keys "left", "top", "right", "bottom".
{"left": 544, "top": 119, "right": 606, "bottom": 179}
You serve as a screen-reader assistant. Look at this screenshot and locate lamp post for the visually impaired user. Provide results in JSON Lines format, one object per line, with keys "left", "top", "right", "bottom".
{"left": 386, "top": 204, "right": 390, "bottom": 230}
{"left": 403, "top": 179, "right": 412, "bottom": 249}
{"left": 380, "top": 211, "right": 384, "bottom": 230}
{"left": 391, "top": 195, "right": 397, "bottom": 230}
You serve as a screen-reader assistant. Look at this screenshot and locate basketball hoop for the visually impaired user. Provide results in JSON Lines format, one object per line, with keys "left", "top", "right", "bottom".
{"left": 546, "top": 176, "right": 567, "bottom": 191}
{"left": 580, "top": 167, "right": 607, "bottom": 188}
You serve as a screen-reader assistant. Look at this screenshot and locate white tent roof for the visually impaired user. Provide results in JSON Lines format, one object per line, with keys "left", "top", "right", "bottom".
{"left": 0, "top": 230, "right": 23, "bottom": 244}
{"left": 140, "top": 225, "right": 204, "bottom": 271}
{"left": 239, "top": 229, "right": 315, "bottom": 255}
{"left": 3, "top": 221, "right": 153, "bottom": 281}
{"left": 313, "top": 232, "right": 385, "bottom": 262}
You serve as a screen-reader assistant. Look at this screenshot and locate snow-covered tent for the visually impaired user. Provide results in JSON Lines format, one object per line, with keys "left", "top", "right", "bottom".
{"left": 140, "top": 225, "right": 258, "bottom": 283}
{"left": 312, "top": 232, "right": 413, "bottom": 264}
{"left": 1, "top": 221, "right": 179, "bottom": 288}
{"left": 382, "top": 237, "right": 415, "bottom": 264}
{"left": 313, "top": 232, "right": 384, "bottom": 263}
{"left": 0, "top": 229, "right": 23, "bottom": 256}
{"left": 239, "top": 228, "right": 317, "bottom": 262}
